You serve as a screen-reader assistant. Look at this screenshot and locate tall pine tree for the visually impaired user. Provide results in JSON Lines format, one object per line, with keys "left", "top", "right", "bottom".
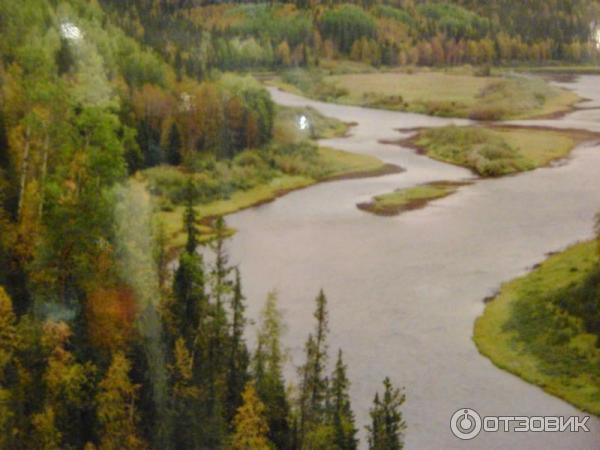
{"left": 166, "top": 123, "right": 181, "bottom": 166}
{"left": 298, "top": 289, "right": 330, "bottom": 446}
{"left": 96, "top": 353, "right": 146, "bottom": 450}
{"left": 254, "top": 292, "right": 292, "bottom": 449}
{"left": 366, "top": 377, "right": 406, "bottom": 450}
{"left": 226, "top": 268, "right": 250, "bottom": 423}
{"left": 329, "top": 350, "right": 358, "bottom": 450}
{"left": 232, "top": 383, "right": 272, "bottom": 450}
{"left": 183, "top": 178, "right": 198, "bottom": 255}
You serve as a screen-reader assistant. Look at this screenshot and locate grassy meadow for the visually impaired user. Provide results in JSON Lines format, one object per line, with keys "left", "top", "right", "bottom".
{"left": 272, "top": 67, "right": 580, "bottom": 120}
{"left": 409, "top": 125, "right": 592, "bottom": 177}
{"left": 474, "top": 241, "right": 600, "bottom": 415}
{"left": 357, "top": 181, "right": 466, "bottom": 216}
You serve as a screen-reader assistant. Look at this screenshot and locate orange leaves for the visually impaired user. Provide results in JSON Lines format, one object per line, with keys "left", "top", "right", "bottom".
{"left": 86, "top": 286, "right": 138, "bottom": 354}
{"left": 131, "top": 84, "right": 175, "bottom": 130}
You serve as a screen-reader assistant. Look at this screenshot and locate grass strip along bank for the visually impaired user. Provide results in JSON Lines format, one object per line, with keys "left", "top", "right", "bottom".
{"left": 357, "top": 181, "right": 467, "bottom": 216}
{"left": 142, "top": 105, "right": 394, "bottom": 251}
{"left": 475, "top": 241, "right": 600, "bottom": 415}
{"left": 148, "top": 147, "right": 392, "bottom": 250}
{"left": 272, "top": 67, "right": 581, "bottom": 120}
{"left": 404, "top": 125, "right": 597, "bottom": 177}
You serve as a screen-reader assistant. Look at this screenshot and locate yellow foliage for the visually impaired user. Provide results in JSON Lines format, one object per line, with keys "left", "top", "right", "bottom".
{"left": 31, "top": 406, "right": 62, "bottom": 450}
{"left": 232, "top": 383, "right": 272, "bottom": 450}
{"left": 97, "top": 353, "right": 146, "bottom": 450}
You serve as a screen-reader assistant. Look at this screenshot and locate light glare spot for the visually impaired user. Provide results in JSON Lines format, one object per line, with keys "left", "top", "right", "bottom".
{"left": 60, "top": 22, "right": 82, "bottom": 41}
{"left": 298, "top": 115, "right": 309, "bottom": 131}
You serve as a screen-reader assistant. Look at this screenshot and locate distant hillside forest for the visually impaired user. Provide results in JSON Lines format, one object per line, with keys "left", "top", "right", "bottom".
{"left": 101, "top": 0, "right": 600, "bottom": 72}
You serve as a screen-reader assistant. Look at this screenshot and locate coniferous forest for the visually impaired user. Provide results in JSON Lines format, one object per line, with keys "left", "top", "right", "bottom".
{"left": 1, "top": 0, "right": 600, "bottom": 449}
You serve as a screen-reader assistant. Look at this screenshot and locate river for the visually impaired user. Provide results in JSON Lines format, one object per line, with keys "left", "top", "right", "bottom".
{"left": 226, "top": 76, "right": 600, "bottom": 449}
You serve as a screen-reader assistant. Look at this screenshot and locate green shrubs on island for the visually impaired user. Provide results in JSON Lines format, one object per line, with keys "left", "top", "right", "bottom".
{"left": 475, "top": 241, "right": 600, "bottom": 415}
{"left": 357, "top": 182, "right": 467, "bottom": 216}
{"left": 410, "top": 125, "right": 589, "bottom": 177}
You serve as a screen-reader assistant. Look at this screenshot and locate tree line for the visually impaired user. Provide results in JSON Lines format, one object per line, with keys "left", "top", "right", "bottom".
{"left": 100, "top": 0, "right": 600, "bottom": 75}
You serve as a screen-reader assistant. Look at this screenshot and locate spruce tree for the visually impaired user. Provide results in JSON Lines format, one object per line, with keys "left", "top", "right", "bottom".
{"left": 254, "top": 292, "right": 292, "bottom": 449}
{"left": 169, "top": 180, "right": 205, "bottom": 346}
{"left": 96, "top": 353, "right": 146, "bottom": 450}
{"left": 170, "top": 338, "right": 201, "bottom": 449}
{"left": 232, "top": 383, "right": 272, "bottom": 450}
{"left": 183, "top": 178, "right": 198, "bottom": 255}
{"left": 171, "top": 251, "right": 205, "bottom": 355}
{"left": 166, "top": 123, "right": 182, "bottom": 166}
{"left": 329, "top": 350, "right": 358, "bottom": 450}
{"left": 366, "top": 378, "right": 406, "bottom": 450}
{"left": 210, "top": 216, "right": 233, "bottom": 306}
{"left": 202, "top": 293, "right": 229, "bottom": 448}
{"left": 137, "top": 118, "right": 163, "bottom": 168}
{"left": 298, "top": 289, "right": 330, "bottom": 445}
{"left": 226, "top": 269, "right": 250, "bottom": 423}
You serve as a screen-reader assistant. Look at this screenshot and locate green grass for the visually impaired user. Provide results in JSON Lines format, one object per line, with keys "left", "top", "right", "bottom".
{"left": 474, "top": 241, "right": 600, "bottom": 415}
{"left": 330, "top": 71, "right": 493, "bottom": 107}
{"left": 156, "top": 174, "right": 313, "bottom": 249}
{"left": 151, "top": 146, "right": 386, "bottom": 250}
{"left": 317, "top": 146, "right": 385, "bottom": 177}
{"left": 515, "top": 65, "right": 600, "bottom": 75}
{"left": 411, "top": 125, "right": 588, "bottom": 176}
{"left": 273, "top": 67, "right": 580, "bottom": 120}
{"left": 357, "top": 181, "right": 465, "bottom": 216}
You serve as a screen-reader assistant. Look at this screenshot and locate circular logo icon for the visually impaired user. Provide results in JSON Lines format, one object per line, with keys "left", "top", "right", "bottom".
{"left": 450, "top": 408, "right": 482, "bottom": 440}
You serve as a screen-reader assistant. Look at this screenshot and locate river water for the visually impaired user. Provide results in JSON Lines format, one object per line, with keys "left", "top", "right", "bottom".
{"left": 226, "top": 77, "right": 600, "bottom": 449}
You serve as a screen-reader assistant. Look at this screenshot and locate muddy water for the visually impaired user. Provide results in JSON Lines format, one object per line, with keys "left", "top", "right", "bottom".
{"left": 227, "top": 79, "right": 600, "bottom": 449}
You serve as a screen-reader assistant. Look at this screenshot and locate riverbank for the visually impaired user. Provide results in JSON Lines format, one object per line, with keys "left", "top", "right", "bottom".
{"left": 399, "top": 125, "right": 599, "bottom": 177}
{"left": 269, "top": 67, "right": 581, "bottom": 120}
{"left": 474, "top": 240, "right": 600, "bottom": 415}
{"left": 357, "top": 181, "right": 468, "bottom": 216}
{"left": 151, "top": 146, "right": 393, "bottom": 251}
{"left": 140, "top": 101, "right": 395, "bottom": 251}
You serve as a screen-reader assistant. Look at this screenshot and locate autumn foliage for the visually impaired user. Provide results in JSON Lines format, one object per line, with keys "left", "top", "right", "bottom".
{"left": 86, "top": 287, "right": 137, "bottom": 353}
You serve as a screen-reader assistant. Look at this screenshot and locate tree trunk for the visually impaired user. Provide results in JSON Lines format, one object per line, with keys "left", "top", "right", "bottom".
{"left": 17, "top": 123, "right": 31, "bottom": 220}
{"left": 38, "top": 131, "right": 49, "bottom": 220}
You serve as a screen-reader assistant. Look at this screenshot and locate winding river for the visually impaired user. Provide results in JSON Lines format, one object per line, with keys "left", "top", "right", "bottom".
{"left": 227, "top": 76, "right": 600, "bottom": 449}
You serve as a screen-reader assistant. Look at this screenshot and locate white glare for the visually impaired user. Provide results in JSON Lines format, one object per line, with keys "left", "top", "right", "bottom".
{"left": 60, "top": 22, "right": 82, "bottom": 41}
{"left": 596, "top": 29, "right": 600, "bottom": 49}
{"left": 298, "top": 115, "right": 309, "bottom": 131}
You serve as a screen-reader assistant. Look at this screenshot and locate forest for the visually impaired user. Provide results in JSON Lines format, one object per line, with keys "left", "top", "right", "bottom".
{"left": 1, "top": 0, "right": 599, "bottom": 449}
{"left": 0, "top": 0, "right": 408, "bottom": 448}
{"left": 101, "top": 0, "right": 600, "bottom": 71}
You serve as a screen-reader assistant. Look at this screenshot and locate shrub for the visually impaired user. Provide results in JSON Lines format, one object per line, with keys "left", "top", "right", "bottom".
{"left": 417, "top": 125, "right": 534, "bottom": 176}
